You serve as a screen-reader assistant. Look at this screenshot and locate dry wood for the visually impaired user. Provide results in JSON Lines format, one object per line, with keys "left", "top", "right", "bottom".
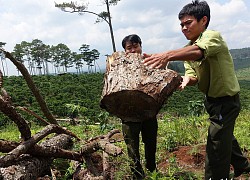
{"left": 0, "top": 124, "right": 80, "bottom": 167}
{"left": 1, "top": 129, "right": 123, "bottom": 179}
{"left": 102, "top": 151, "right": 109, "bottom": 180}
{"left": 82, "top": 154, "right": 102, "bottom": 177}
{"left": 0, "top": 139, "right": 83, "bottom": 161}
{"left": 0, "top": 95, "right": 31, "bottom": 141}
{"left": 1, "top": 48, "right": 58, "bottom": 125}
{"left": 0, "top": 139, "right": 122, "bottom": 162}
{"left": 80, "top": 129, "right": 123, "bottom": 157}
{"left": 0, "top": 69, "right": 31, "bottom": 140}
{"left": 75, "top": 129, "right": 123, "bottom": 179}
{"left": 17, "top": 106, "right": 50, "bottom": 125}
{"left": 0, "top": 134, "right": 73, "bottom": 180}
{"left": 0, "top": 140, "right": 19, "bottom": 153}
{"left": 100, "top": 51, "right": 182, "bottom": 122}
{"left": 87, "top": 129, "right": 121, "bottom": 143}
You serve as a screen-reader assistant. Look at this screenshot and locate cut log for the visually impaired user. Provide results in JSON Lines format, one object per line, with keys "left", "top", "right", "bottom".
{"left": 0, "top": 134, "right": 73, "bottom": 180}
{"left": 100, "top": 51, "right": 182, "bottom": 122}
{"left": 0, "top": 124, "right": 80, "bottom": 168}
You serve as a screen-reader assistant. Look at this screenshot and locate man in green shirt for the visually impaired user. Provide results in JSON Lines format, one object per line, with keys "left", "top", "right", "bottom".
{"left": 143, "top": 0, "right": 250, "bottom": 179}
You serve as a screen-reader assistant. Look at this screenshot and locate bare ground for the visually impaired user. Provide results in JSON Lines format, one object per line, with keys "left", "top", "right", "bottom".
{"left": 158, "top": 145, "right": 250, "bottom": 180}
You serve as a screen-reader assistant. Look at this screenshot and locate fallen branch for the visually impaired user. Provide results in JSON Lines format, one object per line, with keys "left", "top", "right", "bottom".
{"left": 0, "top": 139, "right": 82, "bottom": 161}
{"left": 0, "top": 48, "right": 58, "bottom": 125}
{"left": 0, "top": 96, "right": 31, "bottom": 141}
{"left": 87, "top": 129, "right": 121, "bottom": 143}
{"left": 0, "top": 124, "right": 80, "bottom": 167}
{"left": 17, "top": 106, "right": 50, "bottom": 125}
{"left": 0, "top": 134, "right": 73, "bottom": 180}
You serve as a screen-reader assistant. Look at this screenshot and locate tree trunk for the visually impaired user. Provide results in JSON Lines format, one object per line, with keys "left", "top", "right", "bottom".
{"left": 2, "top": 49, "right": 58, "bottom": 125}
{"left": 0, "top": 124, "right": 80, "bottom": 168}
{"left": 100, "top": 51, "right": 182, "bottom": 122}
{"left": 0, "top": 134, "right": 73, "bottom": 180}
{"left": 0, "top": 70, "right": 31, "bottom": 140}
{"left": 0, "top": 129, "right": 123, "bottom": 179}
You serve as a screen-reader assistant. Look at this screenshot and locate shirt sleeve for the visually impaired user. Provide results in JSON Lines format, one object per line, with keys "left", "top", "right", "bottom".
{"left": 194, "top": 30, "right": 222, "bottom": 58}
{"left": 184, "top": 61, "right": 197, "bottom": 78}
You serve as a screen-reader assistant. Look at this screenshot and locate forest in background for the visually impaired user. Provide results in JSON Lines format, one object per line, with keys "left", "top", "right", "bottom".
{"left": 1, "top": 40, "right": 250, "bottom": 76}
{"left": 0, "top": 65, "right": 249, "bottom": 127}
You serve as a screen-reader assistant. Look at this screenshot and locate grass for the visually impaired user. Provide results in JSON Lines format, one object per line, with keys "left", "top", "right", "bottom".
{"left": 0, "top": 123, "right": 44, "bottom": 142}
{"left": 236, "top": 67, "right": 250, "bottom": 80}
{"left": 1, "top": 109, "right": 250, "bottom": 179}
{"left": 234, "top": 109, "right": 250, "bottom": 150}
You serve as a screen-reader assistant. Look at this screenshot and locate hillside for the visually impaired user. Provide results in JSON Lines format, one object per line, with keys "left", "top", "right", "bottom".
{"left": 168, "top": 47, "right": 250, "bottom": 73}
{"left": 230, "top": 47, "right": 250, "bottom": 70}
{"left": 1, "top": 66, "right": 249, "bottom": 126}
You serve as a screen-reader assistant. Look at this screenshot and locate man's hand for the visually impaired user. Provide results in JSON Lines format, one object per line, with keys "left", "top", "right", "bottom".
{"left": 178, "top": 76, "right": 198, "bottom": 90}
{"left": 178, "top": 76, "right": 190, "bottom": 90}
{"left": 143, "top": 52, "right": 168, "bottom": 69}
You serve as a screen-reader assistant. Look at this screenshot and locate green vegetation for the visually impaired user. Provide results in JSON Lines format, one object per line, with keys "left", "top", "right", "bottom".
{"left": 168, "top": 47, "right": 250, "bottom": 73}
{"left": 0, "top": 66, "right": 250, "bottom": 179}
{"left": 1, "top": 73, "right": 104, "bottom": 126}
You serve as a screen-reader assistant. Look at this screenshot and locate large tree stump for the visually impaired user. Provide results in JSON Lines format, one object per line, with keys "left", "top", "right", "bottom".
{"left": 100, "top": 51, "right": 182, "bottom": 122}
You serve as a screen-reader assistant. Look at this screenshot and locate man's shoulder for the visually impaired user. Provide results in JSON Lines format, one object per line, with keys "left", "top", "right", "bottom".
{"left": 203, "top": 29, "right": 221, "bottom": 38}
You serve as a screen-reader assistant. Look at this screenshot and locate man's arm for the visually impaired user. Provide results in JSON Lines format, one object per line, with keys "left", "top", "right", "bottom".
{"left": 143, "top": 45, "right": 203, "bottom": 69}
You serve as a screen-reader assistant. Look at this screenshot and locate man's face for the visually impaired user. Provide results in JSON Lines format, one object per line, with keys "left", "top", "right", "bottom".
{"left": 125, "top": 42, "right": 142, "bottom": 54}
{"left": 180, "top": 15, "right": 207, "bottom": 43}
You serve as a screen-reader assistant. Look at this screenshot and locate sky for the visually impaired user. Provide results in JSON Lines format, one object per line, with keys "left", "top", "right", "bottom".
{"left": 0, "top": 0, "right": 250, "bottom": 76}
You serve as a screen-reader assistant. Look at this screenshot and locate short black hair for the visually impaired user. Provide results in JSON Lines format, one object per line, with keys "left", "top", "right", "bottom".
{"left": 122, "top": 34, "right": 142, "bottom": 49}
{"left": 178, "top": 0, "right": 210, "bottom": 28}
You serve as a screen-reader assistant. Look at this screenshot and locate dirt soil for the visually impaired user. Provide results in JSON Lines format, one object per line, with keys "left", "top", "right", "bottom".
{"left": 158, "top": 145, "right": 250, "bottom": 180}
{"left": 158, "top": 145, "right": 206, "bottom": 178}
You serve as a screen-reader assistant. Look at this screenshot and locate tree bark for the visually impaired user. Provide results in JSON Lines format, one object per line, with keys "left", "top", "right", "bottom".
{"left": 73, "top": 129, "right": 123, "bottom": 180}
{"left": 0, "top": 49, "right": 127, "bottom": 179}
{"left": 0, "top": 124, "right": 80, "bottom": 167}
{"left": 0, "top": 139, "right": 82, "bottom": 161}
{"left": 0, "top": 129, "right": 123, "bottom": 179}
{"left": 1, "top": 49, "right": 58, "bottom": 125}
{"left": 0, "top": 93, "right": 31, "bottom": 141}
{"left": 0, "top": 134, "right": 73, "bottom": 180}
{"left": 100, "top": 51, "right": 182, "bottom": 122}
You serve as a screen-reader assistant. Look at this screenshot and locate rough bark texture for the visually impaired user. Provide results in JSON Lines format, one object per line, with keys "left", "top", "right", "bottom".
{"left": 0, "top": 124, "right": 81, "bottom": 168}
{"left": 100, "top": 51, "right": 182, "bottom": 122}
{"left": 73, "top": 129, "right": 123, "bottom": 180}
{"left": 0, "top": 134, "right": 73, "bottom": 180}
{"left": 0, "top": 129, "right": 123, "bottom": 179}
{"left": 0, "top": 69, "right": 31, "bottom": 140}
{"left": 0, "top": 140, "right": 19, "bottom": 153}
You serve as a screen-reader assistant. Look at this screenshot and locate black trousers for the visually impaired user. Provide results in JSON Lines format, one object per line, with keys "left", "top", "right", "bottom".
{"left": 204, "top": 93, "right": 249, "bottom": 180}
{"left": 122, "top": 118, "right": 158, "bottom": 178}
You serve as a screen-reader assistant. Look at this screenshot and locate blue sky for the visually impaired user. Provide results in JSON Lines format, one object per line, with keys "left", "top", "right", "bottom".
{"left": 0, "top": 0, "right": 250, "bottom": 75}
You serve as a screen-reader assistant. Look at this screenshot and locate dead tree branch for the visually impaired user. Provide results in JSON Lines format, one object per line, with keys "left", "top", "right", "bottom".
{"left": 0, "top": 134, "right": 73, "bottom": 180}
{"left": 17, "top": 106, "right": 50, "bottom": 125}
{"left": 0, "top": 95, "right": 31, "bottom": 141}
{"left": 0, "top": 48, "right": 125, "bottom": 179}
{"left": 0, "top": 48, "right": 58, "bottom": 125}
{"left": 0, "top": 124, "right": 80, "bottom": 167}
